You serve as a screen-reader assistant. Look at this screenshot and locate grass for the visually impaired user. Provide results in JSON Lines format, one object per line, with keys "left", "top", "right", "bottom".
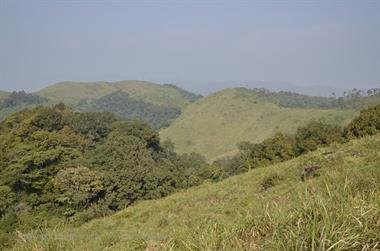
{"left": 10, "top": 134, "right": 380, "bottom": 250}
{"left": 0, "top": 91, "right": 9, "bottom": 102}
{"left": 36, "top": 80, "right": 196, "bottom": 108}
{"left": 160, "top": 88, "right": 358, "bottom": 161}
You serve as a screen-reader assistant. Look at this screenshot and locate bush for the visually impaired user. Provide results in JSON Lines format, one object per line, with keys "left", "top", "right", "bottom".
{"left": 0, "top": 186, "right": 16, "bottom": 215}
{"left": 344, "top": 104, "right": 380, "bottom": 138}
{"left": 295, "top": 120, "right": 342, "bottom": 154}
{"left": 53, "top": 166, "right": 105, "bottom": 209}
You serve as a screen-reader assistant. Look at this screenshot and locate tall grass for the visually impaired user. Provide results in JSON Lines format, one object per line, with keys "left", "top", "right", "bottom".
{"left": 10, "top": 135, "right": 380, "bottom": 250}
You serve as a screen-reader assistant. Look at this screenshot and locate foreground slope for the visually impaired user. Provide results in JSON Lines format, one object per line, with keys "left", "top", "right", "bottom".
{"left": 160, "top": 88, "right": 357, "bottom": 161}
{"left": 12, "top": 134, "right": 380, "bottom": 250}
{"left": 36, "top": 80, "right": 199, "bottom": 108}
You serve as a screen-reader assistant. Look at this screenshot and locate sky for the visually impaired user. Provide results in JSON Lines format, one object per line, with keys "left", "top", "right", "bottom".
{"left": 0, "top": 0, "right": 379, "bottom": 94}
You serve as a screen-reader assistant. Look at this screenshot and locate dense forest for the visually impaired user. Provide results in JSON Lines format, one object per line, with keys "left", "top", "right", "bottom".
{"left": 0, "top": 91, "right": 47, "bottom": 109}
{"left": 0, "top": 104, "right": 211, "bottom": 247}
{"left": 0, "top": 102, "right": 379, "bottom": 248}
{"left": 76, "top": 91, "right": 182, "bottom": 129}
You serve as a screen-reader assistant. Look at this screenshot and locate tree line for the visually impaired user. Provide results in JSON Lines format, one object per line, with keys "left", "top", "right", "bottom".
{"left": 251, "top": 87, "right": 380, "bottom": 110}
{"left": 0, "top": 102, "right": 379, "bottom": 248}
{"left": 213, "top": 104, "right": 380, "bottom": 177}
{"left": 0, "top": 104, "right": 208, "bottom": 247}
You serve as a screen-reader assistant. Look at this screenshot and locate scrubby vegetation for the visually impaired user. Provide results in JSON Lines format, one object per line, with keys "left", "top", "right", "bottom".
{"left": 9, "top": 129, "right": 380, "bottom": 250}
{"left": 213, "top": 104, "right": 380, "bottom": 178}
{"left": 160, "top": 88, "right": 359, "bottom": 160}
{"left": 0, "top": 104, "right": 213, "bottom": 248}
{"left": 0, "top": 86, "right": 379, "bottom": 250}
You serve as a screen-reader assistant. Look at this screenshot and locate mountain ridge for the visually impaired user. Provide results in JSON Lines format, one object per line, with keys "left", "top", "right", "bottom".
{"left": 36, "top": 80, "right": 201, "bottom": 108}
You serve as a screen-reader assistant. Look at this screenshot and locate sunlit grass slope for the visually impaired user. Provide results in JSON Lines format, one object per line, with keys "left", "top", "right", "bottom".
{"left": 160, "top": 88, "right": 357, "bottom": 161}
{"left": 12, "top": 134, "right": 380, "bottom": 250}
{"left": 36, "top": 80, "right": 197, "bottom": 108}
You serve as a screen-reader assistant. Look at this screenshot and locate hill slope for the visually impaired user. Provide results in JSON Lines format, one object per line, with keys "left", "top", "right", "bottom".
{"left": 0, "top": 91, "right": 9, "bottom": 101}
{"left": 12, "top": 134, "right": 380, "bottom": 250}
{"left": 160, "top": 88, "right": 358, "bottom": 161}
{"left": 0, "top": 81, "right": 201, "bottom": 129}
{"left": 37, "top": 80, "right": 200, "bottom": 108}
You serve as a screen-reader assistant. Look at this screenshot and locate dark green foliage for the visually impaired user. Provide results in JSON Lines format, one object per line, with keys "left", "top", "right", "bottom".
{"left": 294, "top": 120, "right": 343, "bottom": 154}
{"left": 1, "top": 100, "right": 379, "bottom": 248}
{"left": 223, "top": 133, "right": 296, "bottom": 175}
{"left": 64, "top": 110, "right": 116, "bottom": 144}
{"left": 0, "top": 186, "right": 16, "bottom": 216}
{"left": 0, "top": 91, "right": 47, "bottom": 109}
{"left": 53, "top": 166, "right": 105, "bottom": 209}
{"left": 77, "top": 91, "right": 181, "bottom": 129}
{"left": 216, "top": 121, "right": 339, "bottom": 177}
{"left": 88, "top": 133, "right": 210, "bottom": 210}
{"left": 251, "top": 87, "right": 380, "bottom": 110}
{"left": 0, "top": 104, "right": 212, "bottom": 247}
{"left": 109, "top": 120, "right": 160, "bottom": 150}
{"left": 343, "top": 104, "right": 380, "bottom": 138}
{"left": 216, "top": 104, "right": 380, "bottom": 178}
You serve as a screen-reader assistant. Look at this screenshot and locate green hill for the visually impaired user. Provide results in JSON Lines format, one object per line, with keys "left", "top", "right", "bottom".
{"left": 0, "top": 91, "right": 47, "bottom": 121}
{"left": 11, "top": 134, "right": 380, "bottom": 250}
{"left": 160, "top": 88, "right": 359, "bottom": 161}
{"left": 0, "top": 81, "right": 201, "bottom": 129}
{"left": 37, "top": 80, "right": 200, "bottom": 108}
{"left": 0, "top": 91, "right": 9, "bottom": 102}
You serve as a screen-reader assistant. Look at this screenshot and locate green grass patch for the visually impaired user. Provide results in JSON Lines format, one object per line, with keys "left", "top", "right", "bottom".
{"left": 10, "top": 134, "right": 380, "bottom": 250}
{"left": 161, "top": 88, "right": 357, "bottom": 161}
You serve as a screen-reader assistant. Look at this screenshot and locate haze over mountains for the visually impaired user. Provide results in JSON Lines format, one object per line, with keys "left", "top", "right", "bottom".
{"left": 1, "top": 80, "right": 379, "bottom": 160}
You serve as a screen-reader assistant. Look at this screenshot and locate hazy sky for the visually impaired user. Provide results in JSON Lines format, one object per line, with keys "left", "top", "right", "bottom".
{"left": 0, "top": 0, "right": 379, "bottom": 93}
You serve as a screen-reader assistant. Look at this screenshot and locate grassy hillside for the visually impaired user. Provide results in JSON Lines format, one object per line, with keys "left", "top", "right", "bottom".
{"left": 0, "top": 91, "right": 9, "bottom": 102}
{"left": 160, "top": 88, "right": 358, "bottom": 161}
{"left": 0, "top": 81, "right": 201, "bottom": 128}
{"left": 0, "top": 91, "right": 47, "bottom": 121}
{"left": 11, "top": 134, "right": 380, "bottom": 250}
{"left": 37, "top": 80, "right": 200, "bottom": 108}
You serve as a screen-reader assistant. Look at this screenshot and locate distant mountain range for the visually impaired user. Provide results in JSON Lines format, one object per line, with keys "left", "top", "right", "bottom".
{"left": 0, "top": 80, "right": 202, "bottom": 128}
{"left": 1, "top": 80, "right": 379, "bottom": 159}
